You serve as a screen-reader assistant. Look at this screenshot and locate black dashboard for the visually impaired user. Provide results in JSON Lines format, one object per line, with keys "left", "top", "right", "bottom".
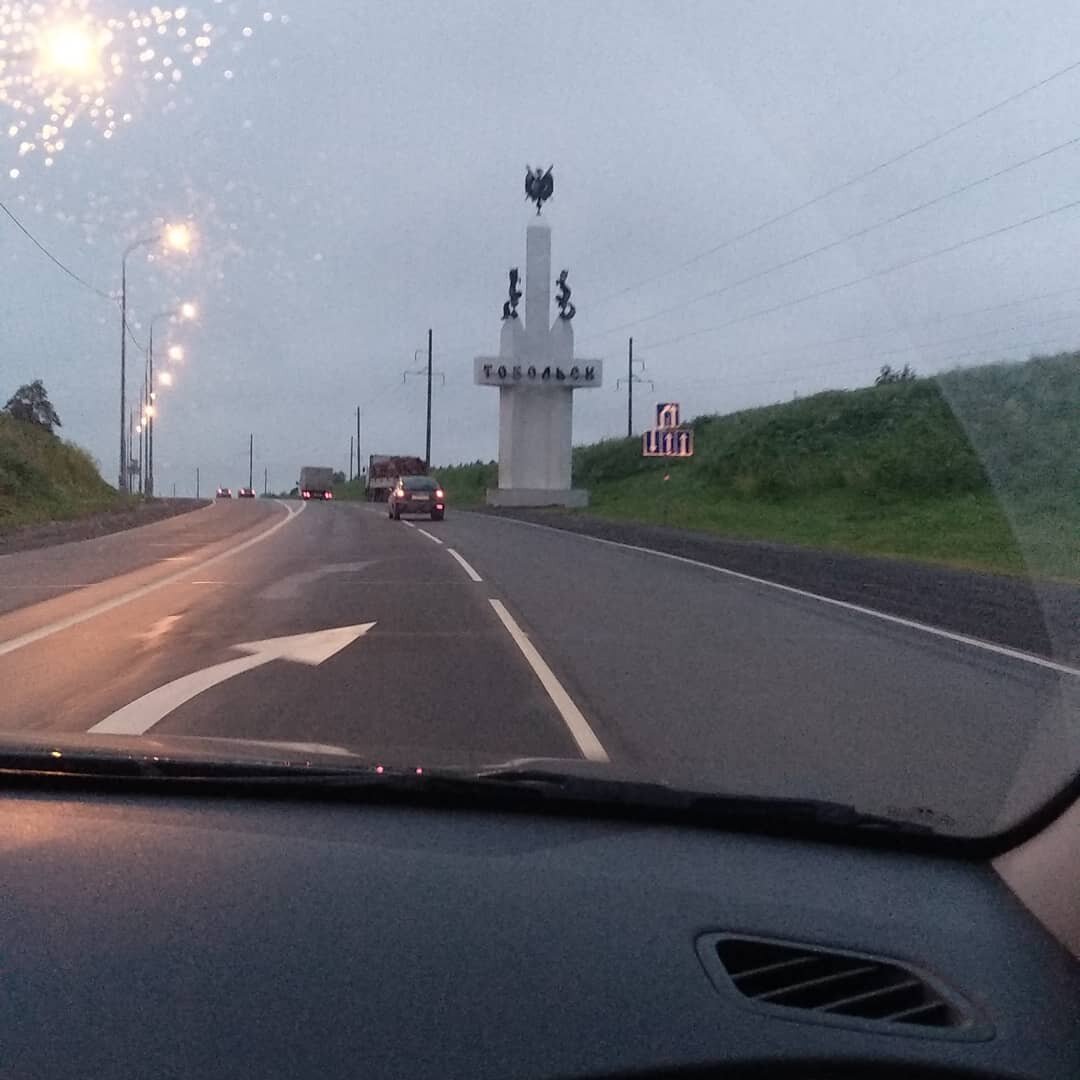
{"left": 3, "top": 787, "right": 1078, "bottom": 1079}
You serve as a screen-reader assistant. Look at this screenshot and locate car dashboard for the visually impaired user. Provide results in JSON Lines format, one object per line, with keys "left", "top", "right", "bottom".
{"left": 2, "top": 786, "right": 1077, "bottom": 1079}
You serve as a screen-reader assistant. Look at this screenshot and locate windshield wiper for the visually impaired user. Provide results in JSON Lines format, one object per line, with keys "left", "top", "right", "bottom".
{"left": 0, "top": 749, "right": 938, "bottom": 837}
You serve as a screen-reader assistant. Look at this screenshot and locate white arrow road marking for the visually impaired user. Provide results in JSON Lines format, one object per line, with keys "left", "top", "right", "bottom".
{"left": 88, "top": 622, "right": 375, "bottom": 736}
{"left": 138, "top": 614, "right": 183, "bottom": 645}
{"left": 259, "top": 561, "right": 376, "bottom": 600}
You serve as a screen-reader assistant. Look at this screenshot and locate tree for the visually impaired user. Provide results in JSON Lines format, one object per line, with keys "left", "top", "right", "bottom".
{"left": 875, "top": 363, "right": 917, "bottom": 386}
{"left": 332, "top": 470, "right": 346, "bottom": 483}
{"left": 3, "top": 379, "right": 61, "bottom": 432}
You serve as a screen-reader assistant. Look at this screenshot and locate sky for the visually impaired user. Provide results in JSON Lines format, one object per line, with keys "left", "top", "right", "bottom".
{"left": 3, "top": 0, "right": 1080, "bottom": 496}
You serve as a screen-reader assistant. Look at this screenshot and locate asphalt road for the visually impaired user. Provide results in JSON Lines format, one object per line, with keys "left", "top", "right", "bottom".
{"left": 0, "top": 498, "right": 1076, "bottom": 836}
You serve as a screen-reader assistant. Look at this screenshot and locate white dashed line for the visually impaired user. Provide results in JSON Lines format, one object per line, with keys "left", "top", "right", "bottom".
{"left": 401, "top": 520, "right": 416, "bottom": 529}
{"left": 447, "top": 548, "right": 483, "bottom": 582}
{"left": 416, "top": 528, "right": 444, "bottom": 545}
{"left": 488, "top": 598, "right": 609, "bottom": 763}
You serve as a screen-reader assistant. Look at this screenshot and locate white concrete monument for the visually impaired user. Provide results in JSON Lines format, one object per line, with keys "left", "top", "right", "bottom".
{"left": 474, "top": 168, "right": 602, "bottom": 508}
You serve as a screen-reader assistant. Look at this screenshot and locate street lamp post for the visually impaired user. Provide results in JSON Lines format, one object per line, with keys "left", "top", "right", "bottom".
{"left": 145, "top": 300, "right": 195, "bottom": 498}
{"left": 118, "top": 224, "right": 192, "bottom": 492}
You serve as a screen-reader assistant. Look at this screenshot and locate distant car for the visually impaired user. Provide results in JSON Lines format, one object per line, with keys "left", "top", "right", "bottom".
{"left": 238, "top": 487, "right": 256, "bottom": 498}
{"left": 388, "top": 475, "right": 445, "bottom": 521}
{"left": 216, "top": 487, "right": 232, "bottom": 499}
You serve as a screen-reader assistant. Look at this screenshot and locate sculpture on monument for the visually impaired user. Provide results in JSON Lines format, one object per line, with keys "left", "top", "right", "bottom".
{"left": 555, "top": 269, "right": 576, "bottom": 321}
{"left": 501, "top": 267, "right": 522, "bottom": 320}
{"left": 524, "top": 166, "right": 554, "bottom": 214}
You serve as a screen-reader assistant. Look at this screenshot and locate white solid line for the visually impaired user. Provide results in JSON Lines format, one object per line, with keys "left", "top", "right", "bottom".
{"left": 447, "top": 548, "right": 483, "bottom": 582}
{"left": 416, "top": 528, "right": 444, "bottom": 545}
{"left": 472, "top": 514, "right": 1080, "bottom": 679}
{"left": 488, "top": 598, "right": 609, "bottom": 763}
{"left": 0, "top": 501, "right": 305, "bottom": 659}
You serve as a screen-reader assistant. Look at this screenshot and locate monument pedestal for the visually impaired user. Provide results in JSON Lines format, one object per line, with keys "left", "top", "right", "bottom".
{"left": 485, "top": 487, "right": 589, "bottom": 509}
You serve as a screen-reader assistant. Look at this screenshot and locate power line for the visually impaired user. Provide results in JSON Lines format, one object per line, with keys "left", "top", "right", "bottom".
{"left": 652, "top": 285, "right": 1080, "bottom": 370}
{"left": 638, "top": 195, "right": 1080, "bottom": 353}
{"left": 584, "top": 130, "right": 1080, "bottom": 343}
{"left": 590, "top": 53, "right": 1080, "bottom": 309}
{"left": 666, "top": 310, "right": 1080, "bottom": 392}
{"left": 1, "top": 196, "right": 151, "bottom": 351}
{"left": 0, "top": 198, "right": 113, "bottom": 301}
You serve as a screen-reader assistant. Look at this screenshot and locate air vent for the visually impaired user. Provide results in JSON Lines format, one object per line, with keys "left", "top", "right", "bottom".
{"left": 705, "top": 935, "right": 970, "bottom": 1031}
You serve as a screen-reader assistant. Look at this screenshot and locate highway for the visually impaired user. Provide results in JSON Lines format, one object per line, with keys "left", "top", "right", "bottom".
{"left": 0, "top": 498, "right": 1076, "bottom": 835}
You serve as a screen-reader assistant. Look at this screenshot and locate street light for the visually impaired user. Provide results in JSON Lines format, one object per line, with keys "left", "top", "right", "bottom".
{"left": 143, "top": 297, "right": 197, "bottom": 497}
{"left": 167, "top": 344, "right": 185, "bottom": 363}
{"left": 118, "top": 225, "right": 193, "bottom": 492}
{"left": 158, "top": 371, "right": 174, "bottom": 387}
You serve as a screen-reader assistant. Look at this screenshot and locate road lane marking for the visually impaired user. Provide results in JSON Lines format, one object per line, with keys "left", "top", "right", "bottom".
{"left": 471, "top": 515, "right": 1080, "bottom": 678}
{"left": 259, "top": 560, "right": 376, "bottom": 600}
{"left": 138, "top": 614, "right": 182, "bottom": 643}
{"left": 0, "top": 501, "right": 305, "bottom": 660}
{"left": 447, "top": 549, "right": 483, "bottom": 582}
{"left": 401, "top": 520, "right": 416, "bottom": 529}
{"left": 489, "top": 599, "right": 608, "bottom": 763}
{"left": 416, "top": 528, "right": 444, "bottom": 545}
{"left": 89, "top": 622, "right": 375, "bottom": 736}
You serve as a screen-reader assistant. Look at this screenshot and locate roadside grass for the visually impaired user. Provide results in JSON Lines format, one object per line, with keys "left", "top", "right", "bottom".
{"left": 0, "top": 414, "right": 132, "bottom": 531}
{"left": 433, "top": 352, "right": 1080, "bottom": 581}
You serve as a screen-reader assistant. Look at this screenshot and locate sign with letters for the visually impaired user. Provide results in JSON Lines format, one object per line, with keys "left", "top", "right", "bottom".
{"left": 474, "top": 357, "right": 604, "bottom": 388}
{"left": 643, "top": 401, "right": 694, "bottom": 457}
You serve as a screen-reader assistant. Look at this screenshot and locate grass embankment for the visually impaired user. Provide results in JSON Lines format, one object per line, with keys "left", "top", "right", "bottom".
{"left": 435, "top": 353, "right": 1080, "bottom": 579}
{"left": 0, "top": 414, "right": 129, "bottom": 531}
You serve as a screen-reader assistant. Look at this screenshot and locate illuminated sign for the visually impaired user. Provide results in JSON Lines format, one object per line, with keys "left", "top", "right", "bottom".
{"left": 643, "top": 402, "right": 694, "bottom": 457}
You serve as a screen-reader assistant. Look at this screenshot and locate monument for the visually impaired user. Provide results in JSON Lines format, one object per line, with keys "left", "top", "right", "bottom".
{"left": 474, "top": 168, "right": 603, "bottom": 508}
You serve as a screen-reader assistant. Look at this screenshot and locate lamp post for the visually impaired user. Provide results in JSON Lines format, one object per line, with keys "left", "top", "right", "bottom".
{"left": 118, "top": 224, "right": 192, "bottom": 492}
{"left": 145, "top": 299, "right": 196, "bottom": 498}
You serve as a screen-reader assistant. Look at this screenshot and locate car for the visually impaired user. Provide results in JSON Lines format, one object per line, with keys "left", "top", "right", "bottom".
{"left": 238, "top": 487, "right": 256, "bottom": 498}
{"left": 215, "top": 487, "right": 232, "bottom": 499}
{"left": 388, "top": 475, "right": 445, "bottom": 520}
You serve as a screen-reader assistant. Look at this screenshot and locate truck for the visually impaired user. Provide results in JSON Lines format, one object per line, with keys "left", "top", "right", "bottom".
{"left": 366, "top": 454, "right": 426, "bottom": 501}
{"left": 299, "top": 465, "right": 336, "bottom": 501}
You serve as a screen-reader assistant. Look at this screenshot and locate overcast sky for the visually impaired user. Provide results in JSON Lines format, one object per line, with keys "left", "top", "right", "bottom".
{"left": 4, "top": 0, "right": 1080, "bottom": 494}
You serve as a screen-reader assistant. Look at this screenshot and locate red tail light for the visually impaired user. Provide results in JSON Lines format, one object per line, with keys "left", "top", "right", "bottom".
{"left": 394, "top": 488, "right": 405, "bottom": 498}
{"left": 435, "top": 489, "right": 445, "bottom": 499}
{"left": 324, "top": 491, "right": 333, "bottom": 500}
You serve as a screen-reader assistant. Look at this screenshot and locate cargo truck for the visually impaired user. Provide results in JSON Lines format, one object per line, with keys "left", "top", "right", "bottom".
{"left": 366, "top": 454, "right": 427, "bottom": 501}
{"left": 299, "top": 465, "right": 335, "bottom": 501}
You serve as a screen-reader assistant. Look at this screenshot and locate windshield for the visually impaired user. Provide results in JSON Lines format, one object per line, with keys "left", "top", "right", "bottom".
{"left": 0, "top": 1, "right": 1077, "bottom": 841}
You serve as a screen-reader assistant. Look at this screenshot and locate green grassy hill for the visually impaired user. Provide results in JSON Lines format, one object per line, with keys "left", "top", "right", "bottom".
{"left": 435, "top": 351, "right": 1080, "bottom": 579}
{"left": 0, "top": 414, "right": 126, "bottom": 530}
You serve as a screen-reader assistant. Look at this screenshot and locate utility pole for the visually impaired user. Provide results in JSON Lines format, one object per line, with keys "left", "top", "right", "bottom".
{"left": 128, "top": 409, "right": 135, "bottom": 490}
{"left": 425, "top": 327, "right": 433, "bottom": 469}
{"left": 349, "top": 435, "right": 354, "bottom": 482}
{"left": 264, "top": 466, "right": 268, "bottom": 496}
{"left": 617, "top": 336, "right": 652, "bottom": 437}
{"left": 172, "top": 482, "right": 176, "bottom": 498}
{"left": 248, "top": 433, "right": 253, "bottom": 491}
{"left": 196, "top": 466, "right": 200, "bottom": 499}
{"left": 403, "top": 329, "right": 444, "bottom": 469}
{"left": 356, "top": 405, "right": 361, "bottom": 476}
